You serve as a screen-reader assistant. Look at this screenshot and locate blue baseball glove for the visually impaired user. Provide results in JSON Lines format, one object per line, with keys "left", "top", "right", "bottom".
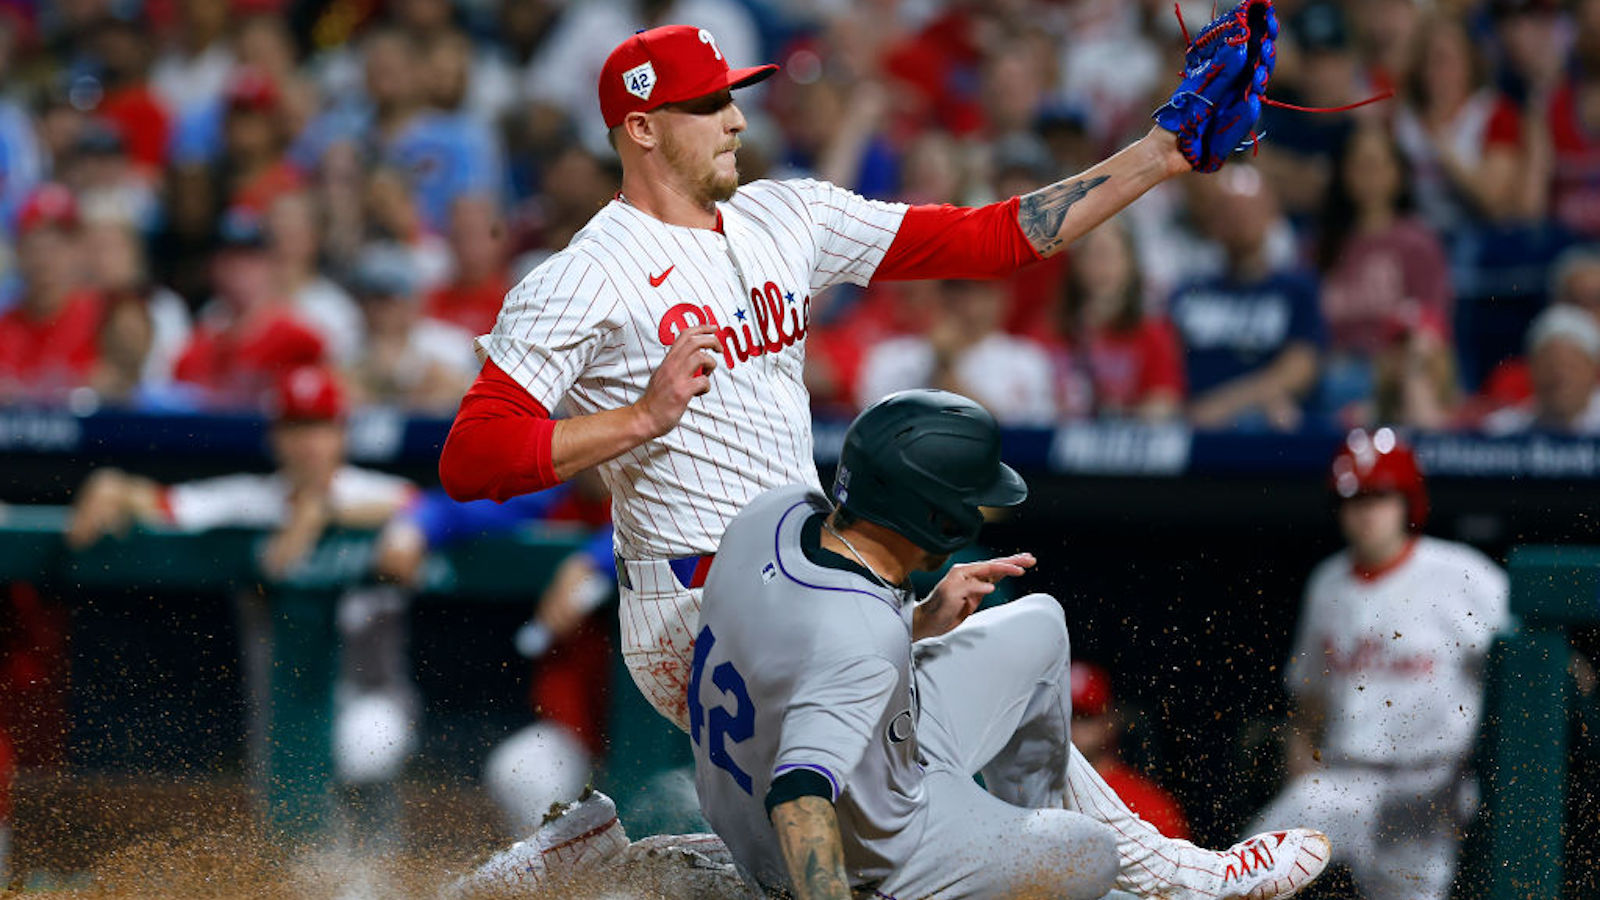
{"left": 1153, "top": 0, "right": 1278, "bottom": 173}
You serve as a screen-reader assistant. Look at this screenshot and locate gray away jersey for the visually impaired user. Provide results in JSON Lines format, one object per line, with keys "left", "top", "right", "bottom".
{"left": 691, "top": 485, "right": 925, "bottom": 893}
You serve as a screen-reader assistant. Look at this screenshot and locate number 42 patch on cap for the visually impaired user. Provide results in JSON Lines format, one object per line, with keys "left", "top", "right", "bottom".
{"left": 623, "top": 62, "right": 656, "bottom": 100}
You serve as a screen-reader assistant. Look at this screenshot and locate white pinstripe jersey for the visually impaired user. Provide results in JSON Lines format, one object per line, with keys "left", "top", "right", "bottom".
{"left": 477, "top": 178, "right": 908, "bottom": 560}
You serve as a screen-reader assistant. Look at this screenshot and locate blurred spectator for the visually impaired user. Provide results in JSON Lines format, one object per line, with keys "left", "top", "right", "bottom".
{"left": 1471, "top": 245, "right": 1600, "bottom": 416}
{"left": 1523, "top": 0, "right": 1600, "bottom": 238}
{"left": 150, "top": 0, "right": 235, "bottom": 118}
{"left": 424, "top": 194, "right": 510, "bottom": 336}
{"left": 523, "top": 0, "right": 761, "bottom": 154}
{"left": 59, "top": 122, "right": 158, "bottom": 232}
{"left": 167, "top": 17, "right": 314, "bottom": 171}
{"left": 219, "top": 69, "right": 302, "bottom": 214}
{"left": 1360, "top": 326, "right": 1464, "bottom": 431}
{"left": 66, "top": 365, "right": 422, "bottom": 837}
{"left": 1055, "top": 0, "right": 1164, "bottom": 147}
{"left": 1169, "top": 167, "right": 1324, "bottom": 431}
{"left": 1070, "top": 661, "right": 1191, "bottom": 840}
{"left": 1256, "top": 1, "right": 1373, "bottom": 220}
{"left": 293, "top": 26, "right": 504, "bottom": 234}
{"left": 265, "top": 191, "right": 363, "bottom": 365}
{"left": 0, "top": 15, "right": 45, "bottom": 234}
{"left": 1492, "top": 0, "right": 1570, "bottom": 104}
{"left": 365, "top": 166, "right": 453, "bottom": 292}
{"left": 344, "top": 244, "right": 477, "bottom": 412}
{"left": 1316, "top": 123, "right": 1454, "bottom": 412}
{"left": 857, "top": 279, "right": 1058, "bottom": 426}
{"left": 86, "top": 17, "right": 171, "bottom": 177}
{"left": 897, "top": 130, "right": 969, "bottom": 205}
{"left": 804, "top": 280, "right": 937, "bottom": 416}
{"left": 166, "top": 64, "right": 301, "bottom": 297}
{"left": 519, "top": 145, "right": 621, "bottom": 254}
{"left": 422, "top": 28, "right": 518, "bottom": 131}
{"left": 0, "top": 185, "right": 103, "bottom": 399}
{"left": 82, "top": 214, "right": 191, "bottom": 394}
{"left": 1353, "top": 0, "right": 1427, "bottom": 89}
{"left": 1483, "top": 304, "right": 1600, "bottom": 434}
{"left": 1393, "top": 13, "right": 1526, "bottom": 233}
{"left": 172, "top": 208, "right": 324, "bottom": 405}
{"left": 1051, "top": 220, "right": 1184, "bottom": 422}
{"left": 980, "top": 32, "right": 1054, "bottom": 142}
{"left": 776, "top": 78, "right": 896, "bottom": 198}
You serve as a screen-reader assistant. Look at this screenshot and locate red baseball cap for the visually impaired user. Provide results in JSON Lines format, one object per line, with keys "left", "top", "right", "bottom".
{"left": 1070, "top": 661, "right": 1114, "bottom": 718}
{"left": 17, "top": 184, "right": 80, "bottom": 235}
{"left": 270, "top": 364, "right": 347, "bottom": 423}
{"left": 224, "top": 67, "right": 282, "bottom": 114}
{"left": 598, "top": 25, "right": 778, "bottom": 129}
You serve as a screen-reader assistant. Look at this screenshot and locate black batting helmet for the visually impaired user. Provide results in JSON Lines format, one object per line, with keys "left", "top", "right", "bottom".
{"left": 832, "top": 390, "right": 1028, "bottom": 554}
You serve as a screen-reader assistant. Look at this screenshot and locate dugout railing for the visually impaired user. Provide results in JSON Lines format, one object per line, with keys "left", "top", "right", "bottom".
{"left": 1467, "top": 546, "right": 1600, "bottom": 900}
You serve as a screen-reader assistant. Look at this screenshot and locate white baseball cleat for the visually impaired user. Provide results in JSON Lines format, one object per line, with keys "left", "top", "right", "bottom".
{"left": 442, "top": 788, "right": 630, "bottom": 897}
{"left": 1211, "top": 828, "right": 1332, "bottom": 900}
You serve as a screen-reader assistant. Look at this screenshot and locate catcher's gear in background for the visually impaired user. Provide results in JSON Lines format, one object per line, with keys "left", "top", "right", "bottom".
{"left": 1329, "top": 427, "right": 1428, "bottom": 531}
{"left": 831, "top": 389, "right": 1027, "bottom": 554}
{"left": 1154, "top": 0, "right": 1278, "bottom": 172}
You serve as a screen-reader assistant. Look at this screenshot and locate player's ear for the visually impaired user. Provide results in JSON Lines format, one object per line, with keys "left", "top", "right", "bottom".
{"left": 623, "top": 111, "right": 658, "bottom": 150}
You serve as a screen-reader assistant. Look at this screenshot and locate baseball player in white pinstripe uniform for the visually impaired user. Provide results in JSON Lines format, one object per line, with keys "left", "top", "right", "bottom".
{"left": 440, "top": 12, "right": 1327, "bottom": 895}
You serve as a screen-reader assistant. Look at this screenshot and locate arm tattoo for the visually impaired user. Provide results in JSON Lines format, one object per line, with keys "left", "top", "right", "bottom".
{"left": 773, "top": 796, "right": 852, "bottom": 900}
{"left": 1018, "top": 175, "right": 1110, "bottom": 255}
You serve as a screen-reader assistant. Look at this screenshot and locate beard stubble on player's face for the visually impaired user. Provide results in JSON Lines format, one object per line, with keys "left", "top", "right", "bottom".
{"left": 658, "top": 99, "right": 742, "bottom": 205}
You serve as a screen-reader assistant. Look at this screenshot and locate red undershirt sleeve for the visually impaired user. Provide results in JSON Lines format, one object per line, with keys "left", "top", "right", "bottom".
{"left": 439, "top": 359, "right": 560, "bottom": 502}
{"left": 871, "top": 197, "right": 1043, "bottom": 282}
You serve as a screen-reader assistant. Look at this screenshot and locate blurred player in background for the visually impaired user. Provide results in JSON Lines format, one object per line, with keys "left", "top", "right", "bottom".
{"left": 65, "top": 365, "right": 420, "bottom": 842}
{"left": 1245, "top": 427, "right": 1511, "bottom": 900}
{"left": 1070, "top": 660, "right": 1191, "bottom": 840}
{"left": 372, "top": 470, "right": 617, "bottom": 837}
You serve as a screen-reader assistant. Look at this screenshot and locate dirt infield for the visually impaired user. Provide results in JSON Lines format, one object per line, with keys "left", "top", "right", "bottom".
{"left": 3, "top": 773, "right": 760, "bottom": 899}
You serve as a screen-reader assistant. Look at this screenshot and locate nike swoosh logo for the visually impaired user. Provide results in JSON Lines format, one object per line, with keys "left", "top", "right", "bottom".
{"left": 649, "top": 266, "right": 674, "bottom": 288}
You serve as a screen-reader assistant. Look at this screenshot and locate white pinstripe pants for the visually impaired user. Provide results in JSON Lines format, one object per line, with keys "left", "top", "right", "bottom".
{"left": 616, "top": 559, "right": 702, "bottom": 733}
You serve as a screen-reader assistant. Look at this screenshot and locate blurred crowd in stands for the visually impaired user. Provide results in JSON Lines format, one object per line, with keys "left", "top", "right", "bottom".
{"left": 1, "top": 0, "right": 1598, "bottom": 435}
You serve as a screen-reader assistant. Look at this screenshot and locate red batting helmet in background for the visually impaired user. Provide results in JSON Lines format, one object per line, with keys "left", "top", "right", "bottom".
{"left": 1070, "top": 661, "right": 1114, "bottom": 718}
{"left": 1329, "top": 427, "right": 1428, "bottom": 530}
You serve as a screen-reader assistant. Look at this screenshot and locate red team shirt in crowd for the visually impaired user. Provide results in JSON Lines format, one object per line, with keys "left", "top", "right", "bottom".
{"left": 426, "top": 271, "right": 513, "bottom": 337}
{"left": 0, "top": 290, "right": 105, "bottom": 390}
{"left": 1545, "top": 81, "right": 1600, "bottom": 239}
{"left": 173, "top": 312, "right": 326, "bottom": 397}
{"left": 1318, "top": 218, "right": 1453, "bottom": 357}
{"left": 1049, "top": 318, "right": 1186, "bottom": 417}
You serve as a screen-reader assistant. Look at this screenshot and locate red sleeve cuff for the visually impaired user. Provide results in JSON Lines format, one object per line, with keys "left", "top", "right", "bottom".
{"left": 439, "top": 360, "right": 562, "bottom": 502}
{"left": 873, "top": 198, "right": 1043, "bottom": 282}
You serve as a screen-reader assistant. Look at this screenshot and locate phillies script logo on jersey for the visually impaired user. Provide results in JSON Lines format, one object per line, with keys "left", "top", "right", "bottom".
{"left": 657, "top": 280, "right": 811, "bottom": 369}
{"left": 1321, "top": 636, "right": 1436, "bottom": 677}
